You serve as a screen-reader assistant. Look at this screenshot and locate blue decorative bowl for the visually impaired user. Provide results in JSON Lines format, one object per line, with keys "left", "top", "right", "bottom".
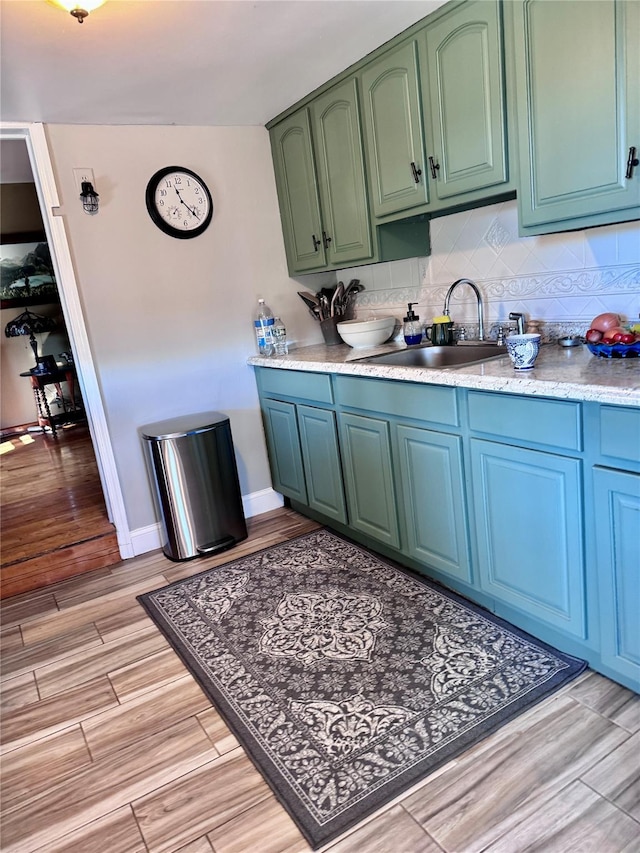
{"left": 586, "top": 340, "right": 640, "bottom": 359}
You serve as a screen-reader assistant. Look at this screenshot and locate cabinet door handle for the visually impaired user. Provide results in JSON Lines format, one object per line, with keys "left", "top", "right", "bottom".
{"left": 410, "top": 161, "right": 422, "bottom": 183}
{"left": 322, "top": 231, "right": 332, "bottom": 249}
{"left": 428, "top": 156, "right": 440, "bottom": 180}
{"left": 625, "top": 146, "right": 639, "bottom": 179}
{"left": 312, "top": 234, "right": 321, "bottom": 251}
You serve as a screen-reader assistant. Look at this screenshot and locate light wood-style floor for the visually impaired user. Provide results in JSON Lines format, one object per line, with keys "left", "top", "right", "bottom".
{"left": 1, "top": 507, "right": 639, "bottom": 853}
{"left": 0, "top": 425, "right": 120, "bottom": 598}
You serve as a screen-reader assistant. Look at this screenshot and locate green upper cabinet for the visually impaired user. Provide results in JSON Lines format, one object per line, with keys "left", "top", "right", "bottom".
{"left": 311, "top": 79, "right": 374, "bottom": 268}
{"left": 512, "top": 0, "right": 640, "bottom": 234}
{"left": 421, "top": 0, "right": 510, "bottom": 208}
{"left": 270, "top": 81, "right": 374, "bottom": 274}
{"left": 360, "top": 40, "right": 429, "bottom": 219}
{"left": 270, "top": 109, "right": 326, "bottom": 273}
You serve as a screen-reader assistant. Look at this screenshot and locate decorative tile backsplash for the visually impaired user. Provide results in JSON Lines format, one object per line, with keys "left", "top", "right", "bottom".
{"left": 346, "top": 199, "right": 640, "bottom": 340}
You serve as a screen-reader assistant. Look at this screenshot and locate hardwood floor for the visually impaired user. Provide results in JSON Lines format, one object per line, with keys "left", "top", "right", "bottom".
{"left": 0, "top": 424, "right": 120, "bottom": 598}
{"left": 1, "top": 506, "right": 639, "bottom": 853}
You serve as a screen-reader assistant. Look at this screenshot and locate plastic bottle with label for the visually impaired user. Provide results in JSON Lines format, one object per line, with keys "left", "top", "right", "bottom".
{"left": 254, "top": 299, "right": 274, "bottom": 356}
{"left": 272, "top": 317, "right": 289, "bottom": 356}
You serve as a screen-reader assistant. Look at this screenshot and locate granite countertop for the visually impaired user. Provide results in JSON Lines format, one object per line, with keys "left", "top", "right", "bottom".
{"left": 248, "top": 341, "right": 640, "bottom": 407}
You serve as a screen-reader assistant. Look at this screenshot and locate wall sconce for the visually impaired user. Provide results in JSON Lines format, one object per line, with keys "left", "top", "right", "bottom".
{"left": 52, "top": 1, "right": 107, "bottom": 24}
{"left": 80, "top": 181, "right": 99, "bottom": 215}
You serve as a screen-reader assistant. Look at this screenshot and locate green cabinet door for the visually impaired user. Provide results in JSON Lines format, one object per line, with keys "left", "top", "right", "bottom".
{"left": 512, "top": 0, "right": 640, "bottom": 232}
{"left": 470, "top": 439, "right": 585, "bottom": 637}
{"left": 312, "top": 79, "right": 374, "bottom": 267}
{"left": 360, "top": 40, "right": 429, "bottom": 218}
{"left": 297, "top": 405, "right": 347, "bottom": 525}
{"left": 593, "top": 467, "right": 640, "bottom": 691}
{"left": 270, "top": 109, "right": 326, "bottom": 273}
{"left": 423, "top": 0, "right": 509, "bottom": 204}
{"left": 261, "top": 398, "right": 307, "bottom": 503}
{"left": 338, "top": 412, "right": 400, "bottom": 548}
{"left": 396, "top": 425, "right": 471, "bottom": 582}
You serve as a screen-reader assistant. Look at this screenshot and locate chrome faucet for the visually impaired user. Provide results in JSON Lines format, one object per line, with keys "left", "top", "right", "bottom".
{"left": 509, "top": 312, "right": 526, "bottom": 335}
{"left": 443, "top": 278, "right": 485, "bottom": 341}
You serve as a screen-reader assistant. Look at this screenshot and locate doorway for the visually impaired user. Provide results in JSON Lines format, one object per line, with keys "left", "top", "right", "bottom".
{"left": 0, "top": 123, "right": 131, "bottom": 589}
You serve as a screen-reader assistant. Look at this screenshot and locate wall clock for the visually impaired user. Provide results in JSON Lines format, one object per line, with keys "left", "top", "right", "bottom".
{"left": 145, "top": 166, "right": 213, "bottom": 238}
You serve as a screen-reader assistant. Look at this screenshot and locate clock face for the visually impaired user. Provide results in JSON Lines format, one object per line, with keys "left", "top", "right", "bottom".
{"left": 145, "top": 166, "right": 213, "bottom": 238}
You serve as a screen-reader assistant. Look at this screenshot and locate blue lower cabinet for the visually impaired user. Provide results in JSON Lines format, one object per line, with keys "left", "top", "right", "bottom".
{"left": 593, "top": 467, "right": 640, "bottom": 690}
{"left": 396, "top": 424, "right": 471, "bottom": 582}
{"left": 261, "top": 398, "right": 307, "bottom": 503}
{"left": 338, "top": 412, "right": 400, "bottom": 548}
{"left": 297, "top": 405, "right": 347, "bottom": 525}
{"left": 470, "top": 439, "right": 585, "bottom": 638}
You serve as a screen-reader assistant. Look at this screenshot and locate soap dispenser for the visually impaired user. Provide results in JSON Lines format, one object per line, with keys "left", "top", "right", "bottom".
{"left": 403, "top": 303, "right": 422, "bottom": 346}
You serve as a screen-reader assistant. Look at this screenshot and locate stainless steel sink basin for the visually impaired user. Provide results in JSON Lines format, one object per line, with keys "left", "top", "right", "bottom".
{"left": 362, "top": 343, "right": 507, "bottom": 369}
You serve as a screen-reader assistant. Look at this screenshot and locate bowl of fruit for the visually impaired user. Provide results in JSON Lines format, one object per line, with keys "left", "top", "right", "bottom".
{"left": 585, "top": 313, "right": 640, "bottom": 358}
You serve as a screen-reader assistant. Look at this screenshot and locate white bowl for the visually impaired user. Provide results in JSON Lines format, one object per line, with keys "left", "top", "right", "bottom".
{"left": 336, "top": 316, "right": 396, "bottom": 349}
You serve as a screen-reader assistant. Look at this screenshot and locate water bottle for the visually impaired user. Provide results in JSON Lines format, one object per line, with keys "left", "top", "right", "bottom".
{"left": 254, "top": 299, "right": 274, "bottom": 355}
{"left": 272, "top": 317, "right": 289, "bottom": 356}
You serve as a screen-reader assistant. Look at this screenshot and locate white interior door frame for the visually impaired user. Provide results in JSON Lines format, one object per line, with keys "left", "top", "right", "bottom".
{"left": 1, "top": 121, "right": 133, "bottom": 558}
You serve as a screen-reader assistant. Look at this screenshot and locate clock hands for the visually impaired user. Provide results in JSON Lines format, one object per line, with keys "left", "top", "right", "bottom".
{"left": 173, "top": 185, "right": 201, "bottom": 221}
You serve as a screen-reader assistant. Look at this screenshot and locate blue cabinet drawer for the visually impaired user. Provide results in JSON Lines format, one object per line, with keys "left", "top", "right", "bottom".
{"left": 335, "top": 375, "right": 459, "bottom": 427}
{"left": 468, "top": 391, "right": 582, "bottom": 451}
{"left": 599, "top": 406, "right": 640, "bottom": 466}
{"left": 256, "top": 367, "right": 333, "bottom": 404}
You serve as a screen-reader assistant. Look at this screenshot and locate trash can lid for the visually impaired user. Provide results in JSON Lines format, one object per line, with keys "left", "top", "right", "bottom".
{"left": 139, "top": 411, "right": 230, "bottom": 440}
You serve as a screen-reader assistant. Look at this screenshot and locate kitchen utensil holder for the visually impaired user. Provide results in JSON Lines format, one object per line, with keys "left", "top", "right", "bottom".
{"left": 320, "top": 317, "right": 343, "bottom": 346}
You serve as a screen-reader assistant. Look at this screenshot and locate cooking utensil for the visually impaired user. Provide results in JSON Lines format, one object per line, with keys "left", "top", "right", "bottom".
{"left": 330, "top": 283, "right": 343, "bottom": 317}
{"left": 317, "top": 293, "right": 330, "bottom": 320}
{"left": 296, "top": 291, "right": 322, "bottom": 322}
{"left": 343, "top": 279, "right": 361, "bottom": 300}
{"left": 297, "top": 291, "right": 319, "bottom": 309}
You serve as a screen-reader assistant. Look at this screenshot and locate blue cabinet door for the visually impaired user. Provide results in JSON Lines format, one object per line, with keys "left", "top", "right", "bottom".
{"left": 593, "top": 467, "right": 640, "bottom": 691}
{"left": 338, "top": 412, "right": 400, "bottom": 548}
{"left": 297, "top": 405, "right": 347, "bottom": 525}
{"left": 261, "top": 398, "right": 307, "bottom": 503}
{"left": 470, "top": 439, "right": 585, "bottom": 637}
{"left": 396, "top": 424, "right": 471, "bottom": 582}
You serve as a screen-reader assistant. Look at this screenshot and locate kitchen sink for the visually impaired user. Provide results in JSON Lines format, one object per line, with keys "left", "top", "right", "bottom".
{"left": 361, "top": 343, "right": 508, "bottom": 369}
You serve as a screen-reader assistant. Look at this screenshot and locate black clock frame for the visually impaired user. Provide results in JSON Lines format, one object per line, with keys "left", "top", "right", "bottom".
{"left": 145, "top": 166, "right": 213, "bottom": 239}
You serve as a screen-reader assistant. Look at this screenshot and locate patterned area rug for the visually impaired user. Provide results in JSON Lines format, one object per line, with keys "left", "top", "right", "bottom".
{"left": 138, "top": 529, "right": 586, "bottom": 849}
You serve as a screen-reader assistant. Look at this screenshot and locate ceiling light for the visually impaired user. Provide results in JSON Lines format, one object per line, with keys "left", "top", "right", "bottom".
{"left": 52, "top": 1, "right": 107, "bottom": 24}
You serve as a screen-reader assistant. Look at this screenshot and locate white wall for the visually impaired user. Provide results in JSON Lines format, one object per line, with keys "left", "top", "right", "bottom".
{"left": 346, "top": 200, "right": 640, "bottom": 338}
{"left": 44, "top": 124, "right": 332, "bottom": 533}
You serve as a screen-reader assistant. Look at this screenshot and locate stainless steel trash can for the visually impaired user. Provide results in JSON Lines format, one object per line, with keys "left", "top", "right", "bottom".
{"left": 140, "top": 412, "right": 247, "bottom": 561}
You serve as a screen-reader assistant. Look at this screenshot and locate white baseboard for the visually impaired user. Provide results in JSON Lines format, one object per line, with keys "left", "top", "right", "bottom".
{"left": 126, "top": 488, "right": 284, "bottom": 558}
{"left": 242, "top": 487, "right": 284, "bottom": 518}
{"left": 128, "top": 523, "right": 163, "bottom": 557}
